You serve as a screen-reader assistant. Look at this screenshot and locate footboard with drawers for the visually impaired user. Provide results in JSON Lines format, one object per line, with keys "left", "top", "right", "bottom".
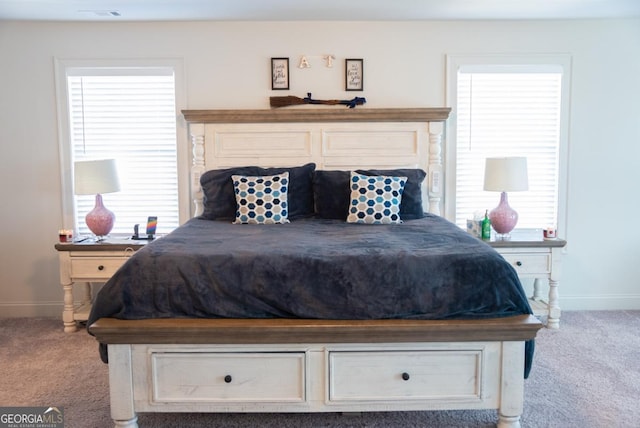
{"left": 90, "top": 316, "right": 542, "bottom": 428}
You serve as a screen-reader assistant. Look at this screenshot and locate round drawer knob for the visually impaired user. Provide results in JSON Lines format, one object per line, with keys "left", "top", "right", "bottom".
{"left": 402, "top": 372, "right": 410, "bottom": 381}
{"left": 516, "top": 261, "right": 522, "bottom": 267}
{"left": 98, "top": 265, "right": 105, "bottom": 271}
{"left": 224, "top": 375, "right": 232, "bottom": 383}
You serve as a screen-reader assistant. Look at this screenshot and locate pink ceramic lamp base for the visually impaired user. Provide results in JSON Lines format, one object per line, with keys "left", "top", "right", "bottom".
{"left": 85, "top": 194, "right": 115, "bottom": 239}
{"left": 489, "top": 192, "right": 518, "bottom": 236}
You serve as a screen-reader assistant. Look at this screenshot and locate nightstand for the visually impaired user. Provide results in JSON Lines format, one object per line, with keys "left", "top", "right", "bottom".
{"left": 488, "top": 229, "right": 567, "bottom": 329}
{"left": 54, "top": 239, "right": 146, "bottom": 332}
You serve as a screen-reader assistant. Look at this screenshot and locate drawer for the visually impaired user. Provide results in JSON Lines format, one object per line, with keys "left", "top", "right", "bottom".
{"left": 500, "top": 253, "right": 551, "bottom": 276}
{"left": 151, "top": 352, "right": 306, "bottom": 403}
{"left": 329, "top": 350, "right": 482, "bottom": 402}
{"left": 70, "top": 257, "right": 128, "bottom": 279}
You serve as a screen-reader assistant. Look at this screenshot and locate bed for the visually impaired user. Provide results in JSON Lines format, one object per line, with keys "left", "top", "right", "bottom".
{"left": 87, "top": 108, "right": 542, "bottom": 428}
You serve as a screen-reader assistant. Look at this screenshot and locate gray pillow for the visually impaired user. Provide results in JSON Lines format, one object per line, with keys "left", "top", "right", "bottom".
{"left": 313, "top": 168, "right": 426, "bottom": 220}
{"left": 356, "top": 169, "right": 427, "bottom": 220}
{"left": 200, "top": 163, "right": 316, "bottom": 221}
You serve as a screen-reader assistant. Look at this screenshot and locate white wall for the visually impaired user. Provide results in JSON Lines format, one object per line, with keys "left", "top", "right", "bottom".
{"left": 1, "top": 19, "right": 639, "bottom": 317}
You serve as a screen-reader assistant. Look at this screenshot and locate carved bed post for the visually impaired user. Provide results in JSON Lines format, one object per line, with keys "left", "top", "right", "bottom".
{"left": 498, "top": 341, "right": 526, "bottom": 428}
{"left": 108, "top": 345, "right": 138, "bottom": 428}
{"left": 190, "top": 123, "right": 206, "bottom": 217}
{"left": 427, "top": 121, "right": 444, "bottom": 216}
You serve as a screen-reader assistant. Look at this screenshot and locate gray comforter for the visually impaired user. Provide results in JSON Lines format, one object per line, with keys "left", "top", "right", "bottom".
{"left": 88, "top": 214, "right": 534, "bottom": 374}
{"left": 89, "top": 214, "right": 531, "bottom": 321}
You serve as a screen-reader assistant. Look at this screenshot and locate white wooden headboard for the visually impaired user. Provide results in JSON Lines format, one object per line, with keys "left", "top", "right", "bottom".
{"left": 183, "top": 108, "right": 450, "bottom": 217}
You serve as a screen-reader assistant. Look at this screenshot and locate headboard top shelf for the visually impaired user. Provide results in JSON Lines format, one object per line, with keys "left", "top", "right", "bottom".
{"left": 182, "top": 107, "right": 451, "bottom": 124}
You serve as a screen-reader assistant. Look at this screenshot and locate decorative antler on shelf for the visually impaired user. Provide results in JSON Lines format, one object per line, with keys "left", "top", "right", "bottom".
{"left": 270, "top": 92, "right": 366, "bottom": 109}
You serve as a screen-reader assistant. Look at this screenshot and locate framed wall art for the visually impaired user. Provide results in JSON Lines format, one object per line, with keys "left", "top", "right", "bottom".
{"left": 271, "top": 57, "right": 290, "bottom": 90}
{"left": 345, "top": 58, "right": 363, "bottom": 91}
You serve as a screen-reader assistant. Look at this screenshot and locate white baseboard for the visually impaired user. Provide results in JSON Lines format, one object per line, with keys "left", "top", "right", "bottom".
{"left": 0, "top": 302, "right": 62, "bottom": 318}
{"left": 560, "top": 295, "right": 640, "bottom": 311}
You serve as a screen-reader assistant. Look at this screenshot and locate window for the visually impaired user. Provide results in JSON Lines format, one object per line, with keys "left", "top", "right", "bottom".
{"left": 56, "top": 60, "right": 187, "bottom": 236}
{"left": 446, "top": 55, "right": 570, "bottom": 233}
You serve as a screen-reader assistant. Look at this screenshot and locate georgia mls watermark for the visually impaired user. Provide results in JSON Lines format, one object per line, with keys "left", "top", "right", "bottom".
{"left": 0, "top": 407, "right": 64, "bottom": 428}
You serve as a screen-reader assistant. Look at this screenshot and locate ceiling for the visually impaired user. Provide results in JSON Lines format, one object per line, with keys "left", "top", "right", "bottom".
{"left": 1, "top": 0, "right": 639, "bottom": 22}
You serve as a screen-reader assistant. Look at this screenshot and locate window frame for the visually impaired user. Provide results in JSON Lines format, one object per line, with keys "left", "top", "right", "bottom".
{"left": 445, "top": 54, "right": 572, "bottom": 238}
{"left": 54, "top": 58, "right": 190, "bottom": 235}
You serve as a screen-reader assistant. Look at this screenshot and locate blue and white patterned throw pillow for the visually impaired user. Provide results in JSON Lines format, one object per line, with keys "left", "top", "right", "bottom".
{"left": 232, "top": 172, "right": 290, "bottom": 224}
{"left": 346, "top": 172, "right": 407, "bottom": 224}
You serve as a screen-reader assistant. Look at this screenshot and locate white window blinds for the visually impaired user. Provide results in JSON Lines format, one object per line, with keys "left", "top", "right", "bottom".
{"left": 454, "top": 67, "right": 562, "bottom": 229}
{"left": 67, "top": 71, "right": 179, "bottom": 236}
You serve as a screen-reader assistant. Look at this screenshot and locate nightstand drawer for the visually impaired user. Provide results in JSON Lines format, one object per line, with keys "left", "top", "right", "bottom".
{"left": 70, "top": 257, "right": 127, "bottom": 279}
{"left": 150, "top": 352, "right": 306, "bottom": 403}
{"left": 328, "top": 350, "right": 482, "bottom": 402}
{"left": 500, "top": 253, "right": 550, "bottom": 275}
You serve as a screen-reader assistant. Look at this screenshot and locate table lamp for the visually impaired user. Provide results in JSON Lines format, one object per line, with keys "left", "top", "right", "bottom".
{"left": 74, "top": 159, "right": 120, "bottom": 240}
{"left": 483, "top": 156, "right": 528, "bottom": 237}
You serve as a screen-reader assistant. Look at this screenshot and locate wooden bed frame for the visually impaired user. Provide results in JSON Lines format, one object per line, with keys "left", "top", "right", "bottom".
{"left": 88, "top": 108, "right": 543, "bottom": 428}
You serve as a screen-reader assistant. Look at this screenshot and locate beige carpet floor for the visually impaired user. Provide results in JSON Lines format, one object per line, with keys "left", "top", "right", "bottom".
{"left": 1, "top": 310, "right": 639, "bottom": 428}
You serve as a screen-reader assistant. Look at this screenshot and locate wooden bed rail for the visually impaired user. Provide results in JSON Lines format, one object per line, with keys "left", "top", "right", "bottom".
{"left": 89, "top": 315, "right": 542, "bottom": 345}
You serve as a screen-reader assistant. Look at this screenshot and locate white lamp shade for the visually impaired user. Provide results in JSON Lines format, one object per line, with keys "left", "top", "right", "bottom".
{"left": 74, "top": 159, "right": 121, "bottom": 195}
{"left": 483, "top": 157, "right": 529, "bottom": 192}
